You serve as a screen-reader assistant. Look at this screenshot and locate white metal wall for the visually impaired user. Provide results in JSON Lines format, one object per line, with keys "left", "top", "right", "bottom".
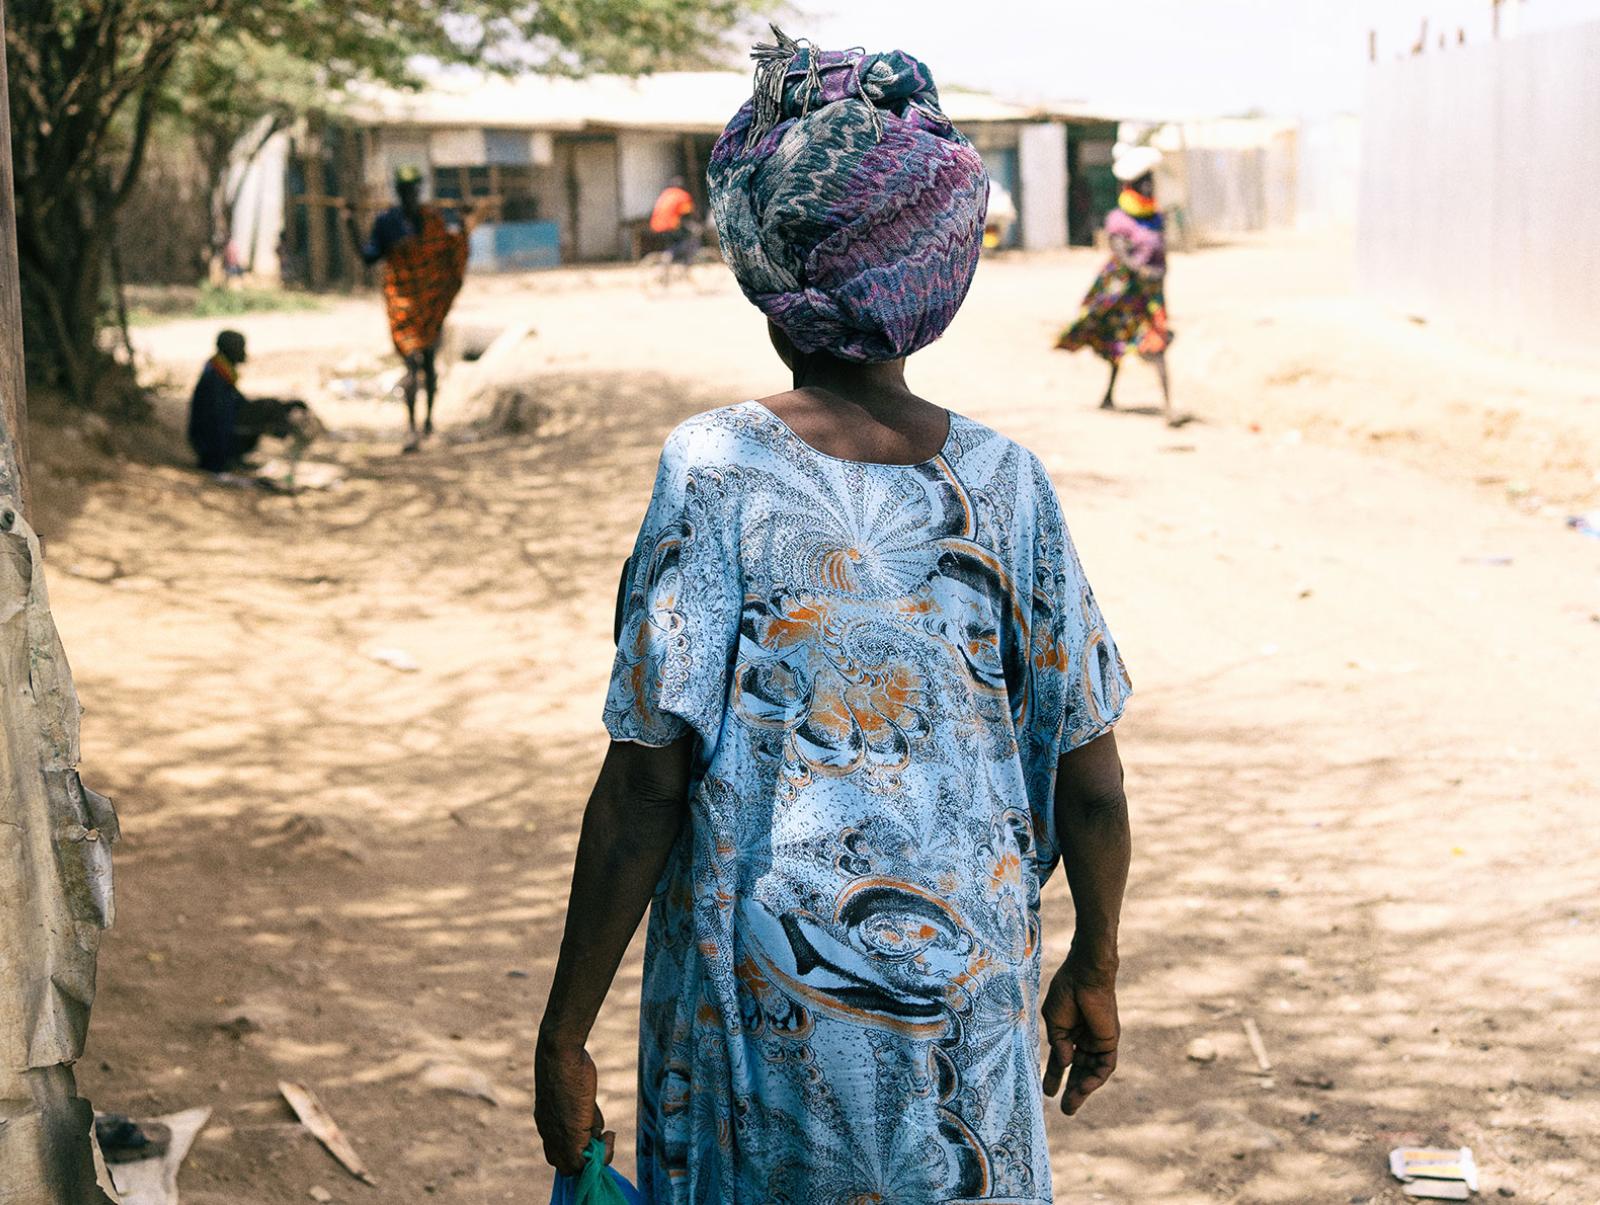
{"left": 1296, "top": 115, "right": 1361, "bottom": 231}
{"left": 230, "top": 129, "right": 290, "bottom": 276}
{"left": 1357, "top": 22, "right": 1600, "bottom": 359}
{"left": 1017, "top": 123, "right": 1068, "bottom": 251}
{"left": 1150, "top": 119, "right": 1301, "bottom": 238}
{"left": 617, "top": 133, "right": 681, "bottom": 222}
{"left": 571, "top": 140, "right": 622, "bottom": 260}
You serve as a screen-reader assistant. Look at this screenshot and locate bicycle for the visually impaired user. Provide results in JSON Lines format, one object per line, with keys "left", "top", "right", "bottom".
{"left": 639, "top": 224, "right": 722, "bottom": 295}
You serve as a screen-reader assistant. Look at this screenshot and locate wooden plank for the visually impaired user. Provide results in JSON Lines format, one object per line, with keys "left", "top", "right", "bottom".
{"left": 279, "top": 1082, "right": 376, "bottom": 1184}
{"left": 303, "top": 132, "right": 329, "bottom": 289}
{"left": 1242, "top": 1016, "right": 1272, "bottom": 1072}
{"left": 682, "top": 133, "right": 702, "bottom": 206}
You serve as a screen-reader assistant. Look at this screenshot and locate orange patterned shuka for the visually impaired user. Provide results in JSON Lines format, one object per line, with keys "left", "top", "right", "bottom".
{"left": 381, "top": 205, "right": 468, "bottom": 357}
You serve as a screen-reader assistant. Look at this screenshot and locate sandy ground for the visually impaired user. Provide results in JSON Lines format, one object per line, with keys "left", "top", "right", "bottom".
{"left": 30, "top": 231, "right": 1600, "bottom": 1204}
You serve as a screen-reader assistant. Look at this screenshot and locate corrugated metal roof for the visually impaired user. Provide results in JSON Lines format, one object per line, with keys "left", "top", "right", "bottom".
{"left": 342, "top": 69, "right": 1112, "bottom": 134}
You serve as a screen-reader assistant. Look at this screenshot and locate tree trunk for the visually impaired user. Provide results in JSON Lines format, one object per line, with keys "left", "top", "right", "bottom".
{"left": 200, "top": 134, "right": 233, "bottom": 284}
{"left": 0, "top": 9, "right": 120, "bottom": 1200}
{"left": 14, "top": 199, "right": 103, "bottom": 407}
{"left": 7, "top": 12, "right": 171, "bottom": 408}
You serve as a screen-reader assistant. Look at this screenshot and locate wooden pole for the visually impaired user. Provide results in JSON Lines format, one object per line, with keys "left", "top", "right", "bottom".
{"left": 0, "top": 4, "right": 120, "bottom": 1199}
{"left": 303, "top": 124, "right": 329, "bottom": 289}
{"left": 0, "top": 0, "right": 29, "bottom": 520}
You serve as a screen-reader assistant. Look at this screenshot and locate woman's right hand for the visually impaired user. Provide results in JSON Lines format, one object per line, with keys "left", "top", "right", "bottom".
{"left": 534, "top": 1035, "right": 613, "bottom": 1176}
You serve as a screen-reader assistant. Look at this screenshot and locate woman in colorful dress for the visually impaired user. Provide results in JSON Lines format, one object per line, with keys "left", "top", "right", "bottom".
{"left": 536, "top": 28, "right": 1135, "bottom": 1203}
{"left": 1057, "top": 144, "right": 1178, "bottom": 425}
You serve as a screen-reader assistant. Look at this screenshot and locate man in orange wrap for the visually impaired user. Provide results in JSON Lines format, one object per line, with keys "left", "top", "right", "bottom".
{"left": 345, "top": 167, "right": 475, "bottom": 450}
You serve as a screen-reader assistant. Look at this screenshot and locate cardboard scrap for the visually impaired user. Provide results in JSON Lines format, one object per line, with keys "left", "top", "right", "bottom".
{"left": 1402, "top": 1183, "right": 1471, "bottom": 1201}
{"left": 1390, "top": 1145, "right": 1479, "bottom": 1199}
{"left": 100, "top": 1108, "right": 212, "bottom": 1205}
{"left": 364, "top": 646, "right": 419, "bottom": 673}
{"left": 92, "top": 1129, "right": 124, "bottom": 1204}
{"left": 254, "top": 459, "right": 346, "bottom": 493}
{"left": 279, "top": 1081, "right": 375, "bottom": 1186}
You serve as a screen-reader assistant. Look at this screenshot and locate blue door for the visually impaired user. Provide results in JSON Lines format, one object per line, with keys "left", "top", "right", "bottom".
{"left": 980, "top": 146, "right": 1020, "bottom": 249}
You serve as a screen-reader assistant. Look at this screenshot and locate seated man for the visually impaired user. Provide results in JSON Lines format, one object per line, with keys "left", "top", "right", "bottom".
{"left": 187, "top": 330, "right": 318, "bottom": 474}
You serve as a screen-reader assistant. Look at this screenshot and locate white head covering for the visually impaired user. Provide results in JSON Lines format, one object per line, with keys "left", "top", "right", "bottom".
{"left": 1112, "top": 143, "right": 1162, "bottom": 183}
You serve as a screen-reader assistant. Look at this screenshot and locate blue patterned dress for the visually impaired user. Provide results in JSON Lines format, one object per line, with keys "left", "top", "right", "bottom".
{"left": 605, "top": 402, "right": 1130, "bottom": 1203}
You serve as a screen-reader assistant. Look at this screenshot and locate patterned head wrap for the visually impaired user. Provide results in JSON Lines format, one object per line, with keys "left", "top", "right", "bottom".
{"left": 708, "top": 27, "right": 989, "bottom": 363}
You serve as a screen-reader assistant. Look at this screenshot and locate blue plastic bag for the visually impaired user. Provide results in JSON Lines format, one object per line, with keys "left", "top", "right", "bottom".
{"left": 550, "top": 1137, "right": 643, "bottom": 1204}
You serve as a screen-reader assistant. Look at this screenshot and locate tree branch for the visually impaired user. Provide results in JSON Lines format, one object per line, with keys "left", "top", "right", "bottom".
{"left": 110, "top": 80, "right": 162, "bottom": 209}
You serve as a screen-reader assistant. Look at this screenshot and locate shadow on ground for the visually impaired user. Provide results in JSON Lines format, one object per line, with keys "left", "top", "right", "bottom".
{"left": 32, "top": 368, "right": 1594, "bottom": 1203}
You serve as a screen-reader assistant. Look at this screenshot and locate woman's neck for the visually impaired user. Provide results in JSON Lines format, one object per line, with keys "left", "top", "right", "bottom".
{"left": 792, "top": 355, "right": 910, "bottom": 402}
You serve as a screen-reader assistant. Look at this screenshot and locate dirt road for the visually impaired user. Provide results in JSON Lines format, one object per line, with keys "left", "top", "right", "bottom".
{"left": 35, "top": 233, "right": 1600, "bottom": 1203}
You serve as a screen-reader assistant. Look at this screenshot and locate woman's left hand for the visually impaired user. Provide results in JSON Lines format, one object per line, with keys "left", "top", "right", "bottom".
{"left": 534, "top": 1036, "right": 614, "bottom": 1175}
{"left": 1040, "top": 960, "right": 1120, "bottom": 1116}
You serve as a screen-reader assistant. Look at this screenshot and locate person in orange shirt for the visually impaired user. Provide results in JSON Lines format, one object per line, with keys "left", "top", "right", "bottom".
{"left": 648, "top": 176, "right": 702, "bottom": 278}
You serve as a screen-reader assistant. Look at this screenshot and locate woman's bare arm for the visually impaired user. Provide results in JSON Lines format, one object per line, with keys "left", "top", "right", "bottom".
{"left": 535, "top": 736, "right": 693, "bottom": 1173}
{"left": 1041, "top": 729, "right": 1131, "bottom": 1115}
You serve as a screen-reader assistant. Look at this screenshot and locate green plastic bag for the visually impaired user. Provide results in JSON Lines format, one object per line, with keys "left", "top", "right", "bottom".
{"left": 550, "top": 1138, "right": 643, "bottom": 1205}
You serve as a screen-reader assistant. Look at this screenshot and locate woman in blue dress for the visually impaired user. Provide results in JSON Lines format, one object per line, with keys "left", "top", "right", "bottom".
{"left": 536, "top": 29, "right": 1134, "bottom": 1203}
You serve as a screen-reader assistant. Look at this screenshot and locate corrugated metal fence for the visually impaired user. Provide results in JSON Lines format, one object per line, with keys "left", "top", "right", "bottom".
{"left": 1151, "top": 117, "right": 1359, "bottom": 243}
{"left": 1358, "top": 22, "right": 1600, "bottom": 360}
{"left": 1182, "top": 139, "right": 1298, "bottom": 235}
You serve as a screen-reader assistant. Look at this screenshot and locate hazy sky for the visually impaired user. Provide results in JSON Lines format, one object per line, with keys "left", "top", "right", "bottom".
{"left": 796, "top": 0, "right": 1600, "bottom": 117}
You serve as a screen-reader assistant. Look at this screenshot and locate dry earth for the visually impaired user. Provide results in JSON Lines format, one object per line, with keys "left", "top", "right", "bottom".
{"left": 27, "top": 232, "right": 1600, "bottom": 1204}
